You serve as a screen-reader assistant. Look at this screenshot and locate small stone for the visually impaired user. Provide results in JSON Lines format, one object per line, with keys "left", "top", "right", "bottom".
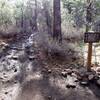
{"left": 80, "top": 81, "right": 89, "bottom": 86}
{"left": 94, "top": 75, "right": 99, "bottom": 80}
{"left": 74, "top": 79, "right": 79, "bottom": 82}
{"left": 61, "top": 72, "right": 67, "bottom": 77}
{"left": 65, "top": 69, "right": 72, "bottom": 75}
{"left": 5, "top": 92, "right": 8, "bottom": 94}
{"left": 96, "top": 67, "right": 100, "bottom": 72}
{"left": 0, "top": 77, "right": 3, "bottom": 80}
{"left": 77, "top": 75, "right": 82, "bottom": 81}
{"left": 66, "top": 84, "right": 71, "bottom": 88}
{"left": 3, "top": 73, "right": 6, "bottom": 75}
{"left": 12, "top": 56, "right": 18, "bottom": 60}
{"left": 48, "top": 70, "right": 52, "bottom": 74}
{"left": 71, "top": 84, "right": 76, "bottom": 88}
{"left": 29, "top": 56, "right": 36, "bottom": 60}
{"left": 14, "top": 69, "right": 17, "bottom": 72}
{"left": 66, "top": 84, "right": 76, "bottom": 88}
{"left": 48, "top": 96, "right": 52, "bottom": 100}
{"left": 6, "top": 80, "right": 10, "bottom": 83}
{"left": 14, "top": 81, "right": 17, "bottom": 84}
{"left": 71, "top": 73, "right": 77, "bottom": 77}
{"left": 88, "top": 74, "right": 94, "bottom": 81}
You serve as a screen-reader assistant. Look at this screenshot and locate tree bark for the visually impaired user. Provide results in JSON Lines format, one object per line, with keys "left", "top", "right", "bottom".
{"left": 43, "top": 1, "right": 52, "bottom": 35}
{"left": 32, "top": 0, "right": 38, "bottom": 31}
{"left": 86, "top": 0, "right": 93, "bottom": 71}
{"left": 21, "top": 7, "right": 24, "bottom": 29}
{"left": 53, "top": 0, "right": 62, "bottom": 42}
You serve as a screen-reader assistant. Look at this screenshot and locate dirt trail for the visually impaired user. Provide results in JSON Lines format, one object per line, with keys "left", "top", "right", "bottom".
{"left": 0, "top": 33, "right": 100, "bottom": 100}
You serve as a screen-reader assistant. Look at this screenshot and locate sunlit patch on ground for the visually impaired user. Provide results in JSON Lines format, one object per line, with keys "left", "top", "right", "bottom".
{"left": 26, "top": 71, "right": 43, "bottom": 81}
{"left": 0, "top": 83, "right": 20, "bottom": 100}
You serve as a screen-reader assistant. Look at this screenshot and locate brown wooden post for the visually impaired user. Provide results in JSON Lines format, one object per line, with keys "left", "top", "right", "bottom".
{"left": 86, "top": 0, "right": 93, "bottom": 71}
{"left": 84, "top": 32, "right": 100, "bottom": 71}
{"left": 87, "top": 43, "right": 92, "bottom": 71}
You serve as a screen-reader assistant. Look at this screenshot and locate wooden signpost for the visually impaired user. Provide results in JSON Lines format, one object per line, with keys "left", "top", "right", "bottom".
{"left": 84, "top": 32, "right": 100, "bottom": 43}
{"left": 84, "top": 32, "right": 100, "bottom": 71}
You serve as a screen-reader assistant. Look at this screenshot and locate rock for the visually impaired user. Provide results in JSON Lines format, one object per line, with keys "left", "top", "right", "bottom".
{"left": 61, "top": 71, "right": 67, "bottom": 78}
{"left": 14, "top": 81, "right": 17, "bottom": 84}
{"left": 30, "top": 49, "right": 34, "bottom": 53}
{"left": 71, "top": 73, "right": 77, "bottom": 78}
{"left": 80, "top": 73, "right": 89, "bottom": 82}
{"left": 66, "top": 84, "right": 71, "bottom": 88}
{"left": 64, "top": 69, "right": 72, "bottom": 75}
{"left": 29, "top": 56, "right": 36, "bottom": 60}
{"left": 96, "top": 67, "right": 100, "bottom": 75}
{"left": 88, "top": 74, "right": 94, "bottom": 81}
{"left": 5, "top": 92, "right": 8, "bottom": 95}
{"left": 77, "top": 75, "right": 82, "bottom": 81}
{"left": 48, "top": 70, "right": 52, "bottom": 74}
{"left": 79, "top": 74, "right": 89, "bottom": 86}
{"left": 48, "top": 96, "right": 52, "bottom": 100}
{"left": 74, "top": 79, "right": 79, "bottom": 82}
{"left": 3, "top": 73, "right": 6, "bottom": 75}
{"left": 12, "top": 56, "right": 18, "bottom": 60}
{"left": 96, "top": 67, "right": 100, "bottom": 72}
{"left": 0, "top": 77, "right": 3, "bottom": 80}
{"left": 66, "top": 83, "right": 76, "bottom": 88}
{"left": 94, "top": 74, "right": 99, "bottom": 80}
{"left": 80, "top": 81, "right": 89, "bottom": 86}
{"left": 14, "top": 68, "right": 17, "bottom": 72}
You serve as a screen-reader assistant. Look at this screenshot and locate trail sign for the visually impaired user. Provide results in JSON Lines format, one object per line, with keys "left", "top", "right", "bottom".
{"left": 84, "top": 32, "right": 100, "bottom": 43}
{"left": 84, "top": 32, "right": 100, "bottom": 71}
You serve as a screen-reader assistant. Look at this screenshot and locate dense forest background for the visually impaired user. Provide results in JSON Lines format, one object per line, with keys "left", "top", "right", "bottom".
{"left": 0, "top": 0, "right": 100, "bottom": 66}
{"left": 0, "top": 0, "right": 100, "bottom": 34}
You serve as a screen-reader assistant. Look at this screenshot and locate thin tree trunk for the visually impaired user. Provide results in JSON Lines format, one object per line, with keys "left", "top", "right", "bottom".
{"left": 53, "top": 0, "right": 62, "bottom": 42}
{"left": 43, "top": 1, "right": 52, "bottom": 35}
{"left": 31, "top": 0, "right": 38, "bottom": 31}
{"left": 21, "top": 8, "right": 24, "bottom": 29}
{"left": 34, "top": 0, "right": 38, "bottom": 31}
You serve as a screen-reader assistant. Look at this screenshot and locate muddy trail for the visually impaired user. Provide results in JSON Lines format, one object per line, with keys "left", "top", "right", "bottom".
{"left": 0, "top": 32, "right": 100, "bottom": 100}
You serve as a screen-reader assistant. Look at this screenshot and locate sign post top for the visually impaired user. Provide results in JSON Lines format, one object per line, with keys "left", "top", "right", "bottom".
{"left": 84, "top": 32, "right": 100, "bottom": 43}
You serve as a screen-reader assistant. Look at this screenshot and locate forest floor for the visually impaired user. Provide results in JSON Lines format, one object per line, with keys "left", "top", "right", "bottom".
{"left": 0, "top": 32, "right": 100, "bottom": 100}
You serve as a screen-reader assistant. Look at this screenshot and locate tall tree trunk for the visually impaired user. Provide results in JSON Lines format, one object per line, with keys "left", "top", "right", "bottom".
{"left": 31, "top": 0, "right": 38, "bottom": 31}
{"left": 86, "top": 0, "right": 92, "bottom": 32}
{"left": 34, "top": 0, "right": 38, "bottom": 31}
{"left": 21, "top": 8, "right": 24, "bottom": 30}
{"left": 53, "top": 0, "right": 62, "bottom": 42}
{"left": 43, "top": 1, "right": 52, "bottom": 35}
